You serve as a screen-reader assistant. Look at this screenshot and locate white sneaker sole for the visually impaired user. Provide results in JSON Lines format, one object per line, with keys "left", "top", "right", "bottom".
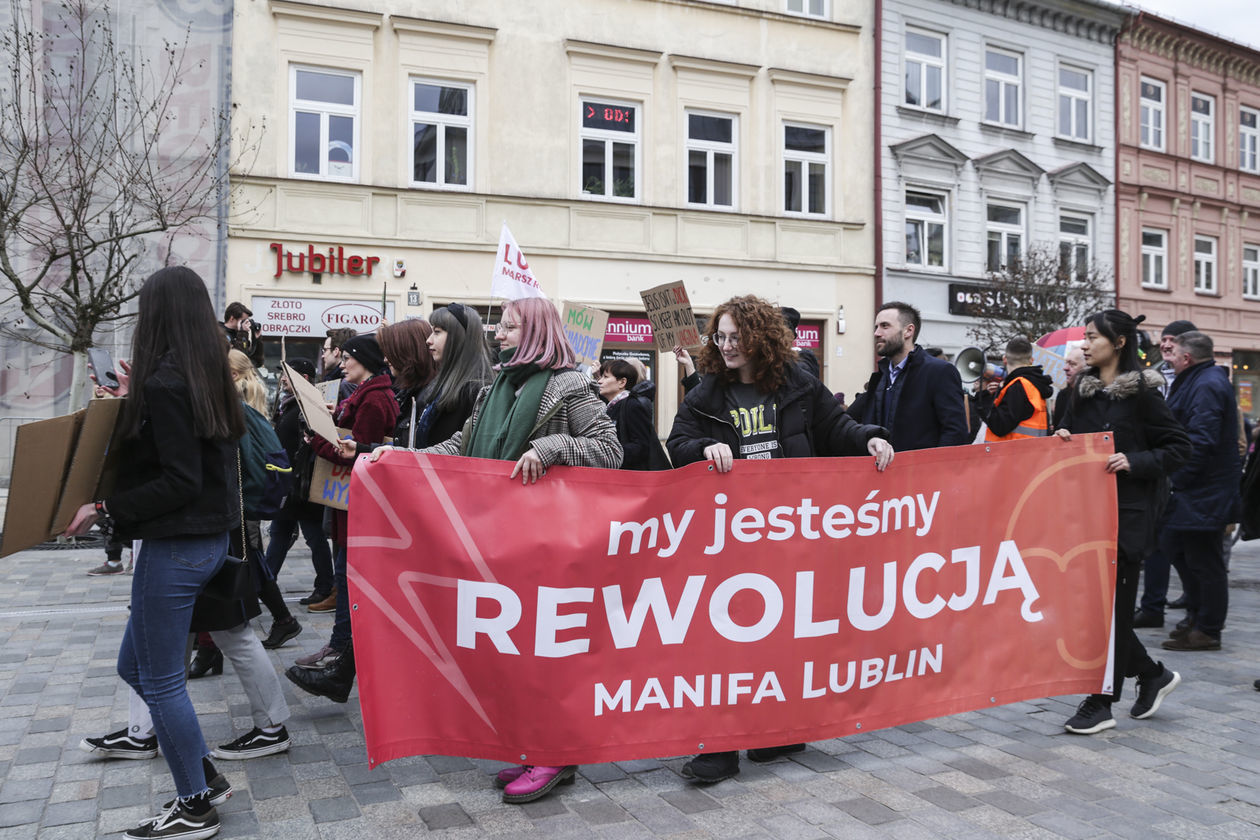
{"left": 79, "top": 738, "right": 158, "bottom": 759}
{"left": 1131, "top": 670, "right": 1181, "bottom": 720}
{"left": 211, "top": 740, "right": 290, "bottom": 760}
{"left": 1064, "top": 717, "right": 1116, "bottom": 735}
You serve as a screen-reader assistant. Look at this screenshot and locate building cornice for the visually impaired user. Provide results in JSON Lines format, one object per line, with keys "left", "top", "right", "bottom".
{"left": 1123, "top": 16, "right": 1260, "bottom": 85}
{"left": 270, "top": 0, "right": 382, "bottom": 29}
{"left": 565, "top": 39, "right": 664, "bottom": 66}
{"left": 947, "top": 0, "right": 1127, "bottom": 45}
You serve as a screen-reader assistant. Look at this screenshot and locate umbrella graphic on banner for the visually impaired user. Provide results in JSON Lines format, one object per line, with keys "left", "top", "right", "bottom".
{"left": 1033, "top": 326, "right": 1086, "bottom": 391}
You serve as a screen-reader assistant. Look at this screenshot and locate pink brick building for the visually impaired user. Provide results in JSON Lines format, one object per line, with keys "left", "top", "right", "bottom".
{"left": 1116, "top": 13, "right": 1260, "bottom": 422}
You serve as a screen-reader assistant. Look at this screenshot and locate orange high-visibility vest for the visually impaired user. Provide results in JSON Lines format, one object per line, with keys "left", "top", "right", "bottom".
{"left": 984, "top": 376, "right": 1049, "bottom": 442}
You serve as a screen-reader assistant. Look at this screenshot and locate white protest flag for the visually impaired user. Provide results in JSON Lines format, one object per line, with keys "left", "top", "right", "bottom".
{"left": 491, "top": 222, "right": 546, "bottom": 300}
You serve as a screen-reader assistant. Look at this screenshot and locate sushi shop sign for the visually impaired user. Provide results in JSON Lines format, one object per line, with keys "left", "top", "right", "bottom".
{"left": 251, "top": 296, "right": 397, "bottom": 338}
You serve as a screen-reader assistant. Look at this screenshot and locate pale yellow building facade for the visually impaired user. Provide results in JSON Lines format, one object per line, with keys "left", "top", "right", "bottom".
{"left": 228, "top": 0, "right": 877, "bottom": 426}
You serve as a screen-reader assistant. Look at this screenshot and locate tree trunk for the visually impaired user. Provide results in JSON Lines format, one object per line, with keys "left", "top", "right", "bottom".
{"left": 69, "top": 351, "right": 89, "bottom": 411}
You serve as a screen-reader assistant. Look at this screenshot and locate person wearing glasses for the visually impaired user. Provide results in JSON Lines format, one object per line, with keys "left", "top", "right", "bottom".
{"left": 666, "top": 294, "right": 894, "bottom": 784}
{"left": 395, "top": 297, "right": 621, "bottom": 805}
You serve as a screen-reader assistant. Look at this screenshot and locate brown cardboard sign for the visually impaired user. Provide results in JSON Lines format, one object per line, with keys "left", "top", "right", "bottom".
{"left": 283, "top": 361, "right": 340, "bottom": 446}
{"left": 1, "top": 398, "right": 123, "bottom": 558}
{"left": 560, "top": 301, "right": 610, "bottom": 371}
{"left": 639, "top": 281, "right": 701, "bottom": 352}
{"left": 308, "top": 426, "right": 352, "bottom": 511}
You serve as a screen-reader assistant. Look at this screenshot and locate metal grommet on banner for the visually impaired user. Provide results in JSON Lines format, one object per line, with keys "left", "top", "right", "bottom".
{"left": 985, "top": 446, "right": 991, "bottom": 452}
{"left": 990, "top": 697, "right": 996, "bottom": 703}
{"left": 707, "top": 464, "right": 714, "bottom": 471}
{"left": 697, "top": 743, "right": 704, "bottom": 749}
{"left": 352, "top": 603, "right": 357, "bottom": 611}
{"left": 855, "top": 723, "right": 862, "bottom": 730}
{"left": 520, "top": 753, "right": 527, "bottom": 761}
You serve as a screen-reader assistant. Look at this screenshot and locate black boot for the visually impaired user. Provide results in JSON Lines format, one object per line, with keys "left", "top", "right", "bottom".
{"left": 285, "top": 646, "right": 355, "bottom": 703}
{"left": 188, "top": 645, "right": 223, "bottom": 679}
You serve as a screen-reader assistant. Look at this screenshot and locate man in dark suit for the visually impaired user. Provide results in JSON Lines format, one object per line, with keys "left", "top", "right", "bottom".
{"left": 847, "top": 301, "right": 969, "bottom": 450}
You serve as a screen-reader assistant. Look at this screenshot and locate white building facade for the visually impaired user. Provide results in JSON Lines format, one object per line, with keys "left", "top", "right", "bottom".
{"left": 879, "top": 0, "right": 1128, "bottom": 354}
{"left": 228, "top": 0, "right": 880, "bottom": 426}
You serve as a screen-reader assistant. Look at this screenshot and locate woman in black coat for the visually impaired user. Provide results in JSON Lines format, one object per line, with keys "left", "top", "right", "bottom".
{"left": 1055, "top": 309, "right": 1191, "bottom": 736}
{"left": 597, "top": 359, "right": 669, "bottom": 470}
{"left": 666, "top": 295, "right": 892, "bottom": 785}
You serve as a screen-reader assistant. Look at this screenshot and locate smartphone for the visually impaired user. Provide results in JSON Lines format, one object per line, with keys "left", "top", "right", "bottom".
{"left": 87, "top": 347, "right": 120, "bottom": 389}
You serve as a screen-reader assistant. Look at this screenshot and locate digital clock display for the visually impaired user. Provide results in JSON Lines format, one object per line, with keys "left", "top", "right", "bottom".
{"left": 582, "top": 100, "right": 636, "bottom": 133}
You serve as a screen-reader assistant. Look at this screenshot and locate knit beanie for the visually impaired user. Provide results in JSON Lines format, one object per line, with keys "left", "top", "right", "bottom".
{"left": 1161, "top": 320, "right": 1197, "bottom": 338}
{"left": 341, "top": 335, "right": 387, "bottom": 375}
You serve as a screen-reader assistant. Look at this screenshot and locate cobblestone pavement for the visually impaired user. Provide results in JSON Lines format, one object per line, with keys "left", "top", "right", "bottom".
{"left": 0, "top": 535, "right": 1257, "bottom": 839}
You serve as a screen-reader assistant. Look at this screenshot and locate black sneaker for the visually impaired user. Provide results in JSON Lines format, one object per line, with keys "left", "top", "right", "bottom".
{"left": 260, "top": 619, "right": 303, "bottom": 650}
{"left": 680, "top": 750, "right": 740, "bottom": 783}
{"left": 1064, "top": 696, "right": 1115, "bottom": 734}
{"left": 747, "top": 743, "right": 805, "bottom": 763}
{"left": 79, "top": 727, "right": 158, "bottom": 759}
{"left": 1130, "top": 665, "right": 1181, "bottom": 719}
{"left": 212, "top": 726, "right": 290, "bottom": 760}
{"left": 160, "top": 774, "right": 232, "bottom": 811}
{"left": 125, "top": 800, "right": 219, "bottom": 840}
{"left": 1132, "top": 609, "right": 1163, "bottom": 629}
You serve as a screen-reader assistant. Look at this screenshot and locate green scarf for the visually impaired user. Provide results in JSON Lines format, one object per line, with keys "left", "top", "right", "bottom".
{"left": 465, "top": 351, "right": 552, "bottom": 461}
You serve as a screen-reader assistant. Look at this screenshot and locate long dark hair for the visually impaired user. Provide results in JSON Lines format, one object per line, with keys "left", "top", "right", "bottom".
{"left": 119, "top": 267, "right": 245, "bottom": 441}
{"left": 378, "top": 319, "right": 435, "bottom": 390}
{"left": 1085, "top": 309, "right": 1145, "bottom": 375}
{"left": 422, "top": 303, "right": 493, "bottom": 412}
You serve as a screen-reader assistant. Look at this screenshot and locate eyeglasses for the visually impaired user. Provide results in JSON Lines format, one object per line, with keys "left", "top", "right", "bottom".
{"left": 495, "top": 321, "right": 519, "bottom": 333}
{"left": 711, "top": 332, "right": 740, "bottom": 349}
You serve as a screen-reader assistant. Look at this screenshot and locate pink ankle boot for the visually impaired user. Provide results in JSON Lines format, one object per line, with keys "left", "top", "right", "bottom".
{"left": 501, "top": 764, "right": 577, "bottom": 803}
{"left": 494, "top": 765, "right": 526, "bottom": 789}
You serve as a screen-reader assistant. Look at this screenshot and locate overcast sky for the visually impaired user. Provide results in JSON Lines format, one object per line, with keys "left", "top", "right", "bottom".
{"left": 1131, "top": 0, "right": 1260, "bottom": 50}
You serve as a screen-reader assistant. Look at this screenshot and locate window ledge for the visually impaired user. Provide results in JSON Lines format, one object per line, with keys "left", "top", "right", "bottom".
{"left": 1053, "top": 136, "right": 1103, "bottom": 153}
{"left": 1193, "top": 290, "right": 1220, "bottom": 297}
{"left": 1140, "top": 284, "right": 1171, "bottom": 293}
{"left": 980, "top": 122, "right": 1033, "bottom": 140}
{"left": 895, "top": 106, "right": 960, "bottom": 126}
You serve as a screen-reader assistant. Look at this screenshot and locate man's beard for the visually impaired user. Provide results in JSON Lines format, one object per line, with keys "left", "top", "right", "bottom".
{"left": 876, "top": 335, "right": 904, "bottom": 359}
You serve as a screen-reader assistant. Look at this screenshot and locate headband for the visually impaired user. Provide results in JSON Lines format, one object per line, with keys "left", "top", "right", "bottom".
{"left": 444, "top": 303, "right": 469, "bottom": 330}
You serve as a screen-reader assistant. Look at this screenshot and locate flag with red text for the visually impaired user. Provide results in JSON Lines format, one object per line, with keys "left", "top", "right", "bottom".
{"left": 491, "top": 223, "right": 545, "bottom": 300}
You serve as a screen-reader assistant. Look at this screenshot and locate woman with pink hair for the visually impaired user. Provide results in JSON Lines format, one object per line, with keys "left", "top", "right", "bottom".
{"left": 410, "top": 296, "right": 621, "bottom": 803}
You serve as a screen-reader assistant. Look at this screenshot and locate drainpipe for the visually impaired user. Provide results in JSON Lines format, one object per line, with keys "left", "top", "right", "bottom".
{"left": 873, "top": 0, "right": 884, "bottom": 310}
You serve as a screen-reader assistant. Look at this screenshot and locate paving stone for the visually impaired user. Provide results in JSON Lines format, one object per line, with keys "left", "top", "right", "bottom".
{"left": 912, "top": 785, "right": 979, "bottom": 812}
{"left": 0, "top": 800, "right": 42, "bottom": 828}
{"left": 834, "top": 796, "right": 903, "bottom": 825}
{"left": 350, "top": 781, "right": 400, "bottom": 805}
{"left": 309, "top": 795, "right": 361, "bottom": 823}
{"left": 0, "top": 778, "right": 53, "bottom": 804}
{"left": 39, "top": 800, "right": 95, "bottom": 827}
{"left": 417, "top": 802, "right": 472, "bottom": 829}
{"left": 425, "top": 755, "right": 475, "bottom": 775}
{"left": 660, "top": 787, "right": 720, "bottom": 814}
{"left": 251, "top": 775, "right": 300, "bottom": 800}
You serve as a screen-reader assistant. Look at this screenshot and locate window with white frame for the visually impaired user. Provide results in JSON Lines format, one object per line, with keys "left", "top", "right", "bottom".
{"left": 1240, "top": 106, "right": 1259, "bottom": 173}
{"left": 290, "top": 66, "right": 360, "bottom": 180}
{"left": 1059, "top": 215, "right": 1091, "bottom": 282}
{"left": 782, "top": 123, "right": 828, "bottom": 216}
{"left": 1057, "top": 65, "right": 1091, "bottom": 141}
{"left": 1140, "top": 78, "right": 1165, "bottom": 151}
{"left": 685, "top": 111, "right": 736, "bottom": 209}
{"left": 410, "top": 80, "right": 472, "bottom": 189}
{"left": 1191, "top": 93, "right": 1215, "bottom": 163}
{"left": 786, "top": 0, "right": 827, "bottom": 18}
{"left": 1194, "top": 235, "right": 1217, "bottom": 294}
{"left": 986, "top": 203, "right": 1024, "bottom": 271}
{"left": 904, "top": 29, "right": 945, "bottom": 113}
{"left": 580, "top": 99, "right": 639, "bottom": 201}
{"left": 1245, "top": 245, "right": 1260, "bottom": 299}
{"left": 984, "top": 48, "right": 1021, "bottom": 128}
{"left": 1141, "top": 229, "right": 1167, "bottom": 289}
{"left": 904, "top": 191, "right": 947, "bottom": 269}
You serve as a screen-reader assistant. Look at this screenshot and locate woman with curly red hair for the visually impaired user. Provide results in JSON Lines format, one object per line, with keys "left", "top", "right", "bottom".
{"left": 667, "top": 294, "right": 893, "bottom": 783}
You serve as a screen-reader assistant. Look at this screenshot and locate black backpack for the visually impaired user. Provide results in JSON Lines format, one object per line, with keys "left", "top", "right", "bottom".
{"left": 239, "top": 403, "right": 294, "bottom": 519}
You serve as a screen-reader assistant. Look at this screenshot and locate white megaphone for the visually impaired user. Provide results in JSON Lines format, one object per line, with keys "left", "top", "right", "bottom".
{"left": 955, "top": 346, "right": 987, "bottom": 384}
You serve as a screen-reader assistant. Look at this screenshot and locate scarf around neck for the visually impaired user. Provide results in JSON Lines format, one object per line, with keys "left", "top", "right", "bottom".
{"left": 465, "top": 351, "right": 552, "bottom": 460}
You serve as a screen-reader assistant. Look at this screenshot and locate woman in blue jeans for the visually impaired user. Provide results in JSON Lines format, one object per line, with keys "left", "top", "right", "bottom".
{"left": 67, "top": 266, "right": 246, "bottom": 840}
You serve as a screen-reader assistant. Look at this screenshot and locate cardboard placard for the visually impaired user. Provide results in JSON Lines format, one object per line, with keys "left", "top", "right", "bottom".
{"left": 319, "top": 380, "right": 341, "bottom": 405}
{"left": 1, "top": 398, "right": 123, "bottom": 558}
{"left": 309, "top": 455, "right": 353, "bottom": 511}
{"left": 561, "top": 301, "right": 610, "bottom": 371}
{"left": 283, "top": 362, "right": 340, "bottom": 446}
{"left": 639, "top": 281, "right": 701, "bottom": 352}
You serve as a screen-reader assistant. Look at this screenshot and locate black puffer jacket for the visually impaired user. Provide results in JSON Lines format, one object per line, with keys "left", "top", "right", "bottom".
{"left": 1058, "top": 368, "right": 1191, "bottom": 560}
{"left": 609, "top": 380, "right": 670, "bottom": 470}
{"left": 668, "top": 364, "right": 887, "bottom": 465}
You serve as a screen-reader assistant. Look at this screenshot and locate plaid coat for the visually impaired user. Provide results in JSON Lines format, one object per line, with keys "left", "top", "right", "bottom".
{"left": 421, "top": 369, "right": 622, "bottom": 469}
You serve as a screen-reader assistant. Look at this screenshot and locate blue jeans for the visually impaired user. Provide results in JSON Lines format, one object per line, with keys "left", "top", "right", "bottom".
{"left": 264, "top": 515, "right": 334, "bottom": 595}
{"left": 118, "top": 533, "right": 228, "bottom": 798}
{"left": 330, "top": 544, "right": 351, "bottom": 652}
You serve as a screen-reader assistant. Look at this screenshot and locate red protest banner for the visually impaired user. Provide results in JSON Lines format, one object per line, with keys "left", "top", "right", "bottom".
{"left": 346, "top": 435, "right": 1118, "bottom": 769}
